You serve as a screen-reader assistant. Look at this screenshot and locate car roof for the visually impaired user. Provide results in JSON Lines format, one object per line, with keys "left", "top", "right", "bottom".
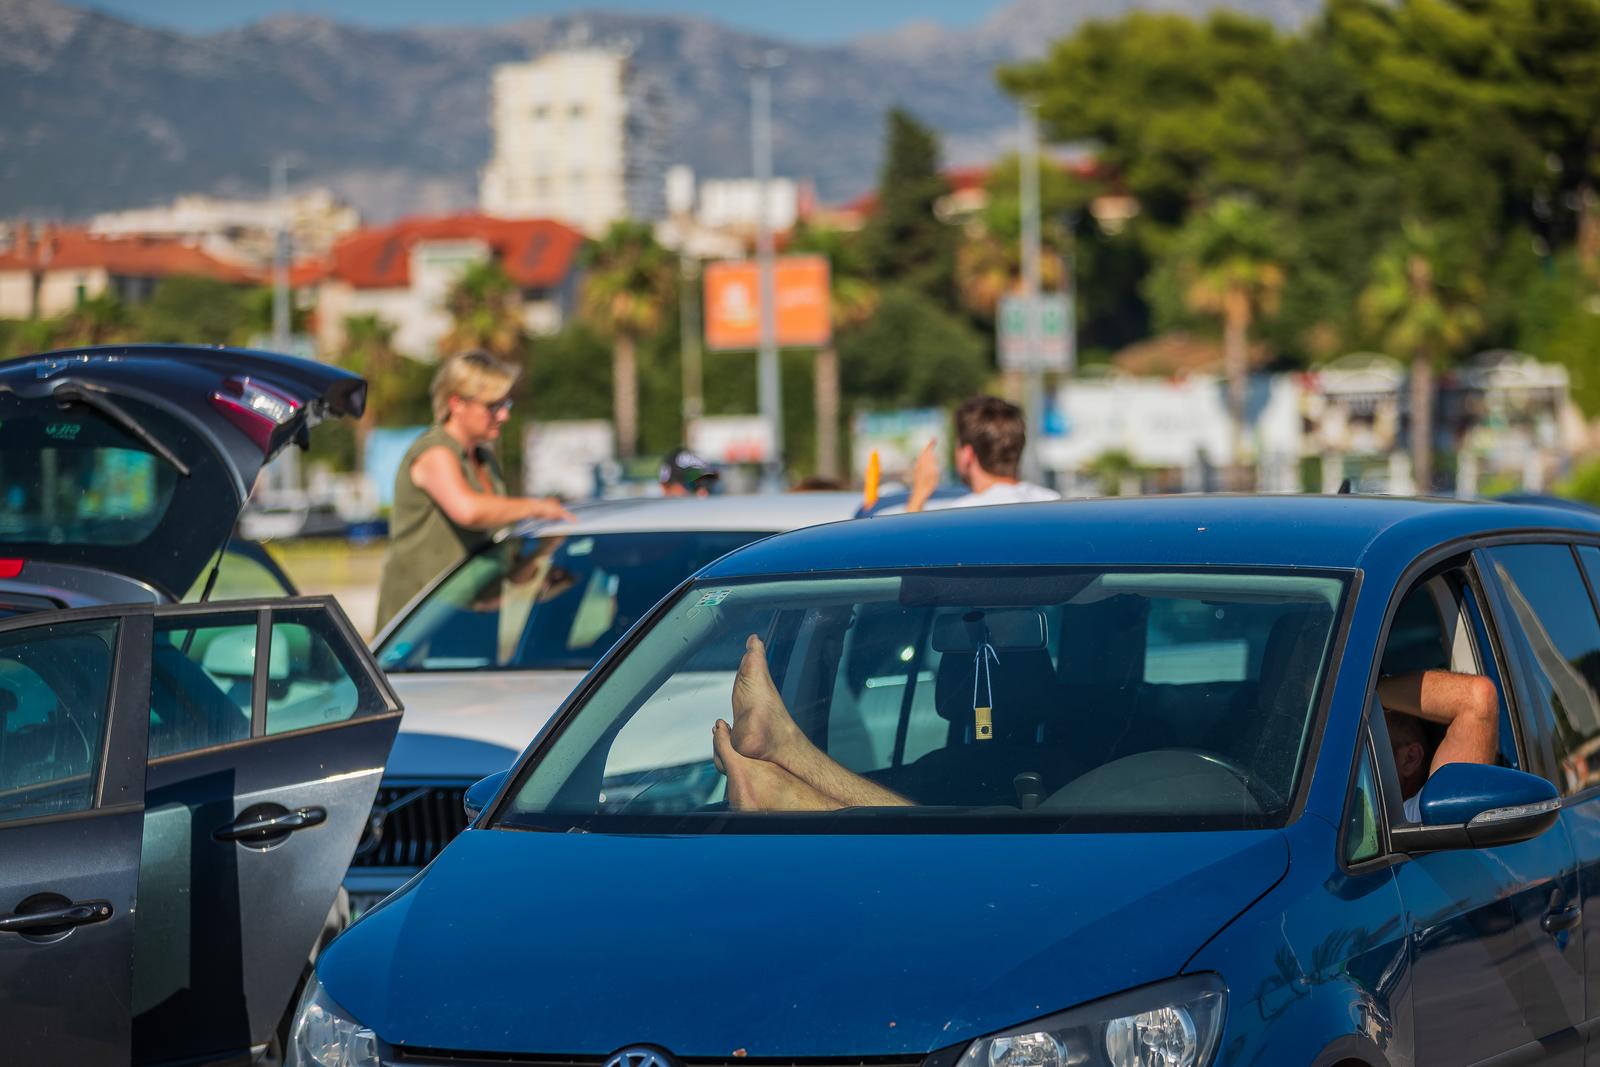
{"left": 698, "top": 494, "right": 1600, "bottom": 578}
{"left": 508, "top": 492, "right": 865, "bottom": 538}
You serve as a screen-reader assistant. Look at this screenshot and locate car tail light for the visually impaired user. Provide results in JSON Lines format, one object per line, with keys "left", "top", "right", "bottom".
{"left": 0, "top": 559, "right": 22, "bottom": 579}
{"left": 210, "top": 376, "right": 302, "bottom": 450}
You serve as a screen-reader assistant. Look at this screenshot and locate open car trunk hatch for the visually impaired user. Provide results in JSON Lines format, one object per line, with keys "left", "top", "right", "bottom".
{"left": 0, "top": 345, "right": 365, "bottom": 598}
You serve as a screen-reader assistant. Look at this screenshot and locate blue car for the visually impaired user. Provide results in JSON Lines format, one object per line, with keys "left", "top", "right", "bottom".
{"left": 295, "top": 496, "right": 1600, "bottom": 1067}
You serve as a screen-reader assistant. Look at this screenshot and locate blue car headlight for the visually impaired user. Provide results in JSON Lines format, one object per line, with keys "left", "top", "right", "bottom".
{"left": 287, "top": 972, "right": 380, "bottom": 1067}
{"left": 958, "top": 975, "right": 1226, "bottom": 1067}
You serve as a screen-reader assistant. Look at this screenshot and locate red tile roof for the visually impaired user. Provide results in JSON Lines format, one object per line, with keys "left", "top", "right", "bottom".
{"left": 326, "top": 213, "right": 584, "bottom": 290}
{"left": 0, "top": 228, "right": 257, "bottom": 283}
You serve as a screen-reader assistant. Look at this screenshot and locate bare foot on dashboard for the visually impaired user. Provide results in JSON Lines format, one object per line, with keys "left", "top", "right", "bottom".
{"left": 714, "top": 719, "right": 836, "bottom": 812}
{"left": 729, "top": 634, "right": 804, "bottom": 767}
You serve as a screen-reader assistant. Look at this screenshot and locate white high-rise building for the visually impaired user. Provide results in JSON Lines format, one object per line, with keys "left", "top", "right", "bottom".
{"left": 479, "top": 47, "right": 667, "bottom": 235}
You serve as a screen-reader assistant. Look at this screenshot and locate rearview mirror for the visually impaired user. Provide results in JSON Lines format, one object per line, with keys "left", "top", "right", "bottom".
{"left": 463, "top": 769, "right": 510, "bottom": 823}
{"left": 1390, "top": 763, "right": 1560, "bottom": 854}
{"left": 931, "top": 609, "right": 1048, "bottom": 653}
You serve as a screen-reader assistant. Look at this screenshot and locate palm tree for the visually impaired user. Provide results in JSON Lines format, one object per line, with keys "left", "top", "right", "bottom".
{"left": 1359, "top": 220, "right": 1483, "bottom": 493}
{"left": 441, "top": 260, "right": 526, "bottom": 360}
{"left": 1170, "top": 197, "right": 1286, "bottom": 489}
{"left": 789, "top": 224, "right": 882, "bottom": 479}
{"left": 339, "top": 314, "right": 400, "bottom": 467}
{"left": 579, "top": 221, "right": 675, "bottom": 459}
{"left": 954, "top": 227, "right": 1066, "bottom": 323}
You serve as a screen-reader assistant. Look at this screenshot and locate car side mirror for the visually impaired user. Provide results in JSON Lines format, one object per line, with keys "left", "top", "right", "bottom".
{"left": 1390, "top": 763, "right": 1560, "bottom": 854}
{"left": 463, "top": 769, "right": 510, "bottom": 823}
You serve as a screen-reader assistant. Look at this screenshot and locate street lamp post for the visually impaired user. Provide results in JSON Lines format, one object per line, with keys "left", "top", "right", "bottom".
{"left": 744, "top": 50, "right": 786, "bottom": 491}
{"left": 1019, "top": 101, "right": 1045, "bottom": 484}
{"left": 271, "top": 157, "right": 292, "bottom": 348}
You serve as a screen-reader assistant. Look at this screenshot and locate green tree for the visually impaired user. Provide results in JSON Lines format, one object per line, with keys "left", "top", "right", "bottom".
{"left": 440, "top": 260, "right": 526, "bottom": 360}
{"left": 1161, "top": 197, "right": 1287, "bottom": 487}
{"left": 861, "top": 108, "right": 958, "bottom": 303}
{"left": 1518, "top": 252, "right": 1600, "bottom": 416}
{"left": 579, "top": 221, "right": 676, "bottom": 459}
{"left": 838, "top": 286, "right": 988, "bottom": 411}
{"left": 1001, "top": 12, "right": 1293, "bottom": 230}
{"left": 52, "top": 294, "right": 134, "bottom": 348}
{"left": 1359, "top": 220, "right": 1484, "bottom": 493}
{"left": 132, "top": 276, "right": 261, "bottom": 344}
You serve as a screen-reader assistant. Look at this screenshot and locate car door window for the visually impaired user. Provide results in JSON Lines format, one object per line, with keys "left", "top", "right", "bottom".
{"left": 148, "top": 613, "right": 255, "bottom": 759}
{"left": 1486, "top": 544, "right": 1600, "bottom": 794}
{"left": 1344, "top": 736, "right": 1384, "bottom": 865}
{"left": 264, "top": 607, "right": 380, "bottom": 735}
{"left": 0, "top": 617, "right": 119, "bottom": 822}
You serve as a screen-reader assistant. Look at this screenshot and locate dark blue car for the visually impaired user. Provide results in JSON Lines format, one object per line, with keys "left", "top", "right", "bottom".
{"left": 294, "top": 496, "right": 1600, "bottom": 1067}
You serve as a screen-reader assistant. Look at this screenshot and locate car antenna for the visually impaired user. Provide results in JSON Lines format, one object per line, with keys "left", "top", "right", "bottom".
{"left": 1337, "top": 478, "right": 1353, "bottom": 494}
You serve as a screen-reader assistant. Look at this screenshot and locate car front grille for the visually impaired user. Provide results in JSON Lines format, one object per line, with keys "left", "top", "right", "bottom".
{"left": 350, "top": 783, "right": 470, "bottom": 869}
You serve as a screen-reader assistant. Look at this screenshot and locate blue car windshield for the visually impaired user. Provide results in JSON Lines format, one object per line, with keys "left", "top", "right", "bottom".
{"left": 377, "top": 530, "right": 766, "bottom": 672}
{"left": 499, "top": 566, "right": 1350, "bottom": 833}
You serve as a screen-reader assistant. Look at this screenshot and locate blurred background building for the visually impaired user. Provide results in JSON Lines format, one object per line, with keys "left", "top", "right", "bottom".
{"left": 479, "top": 47, "right": 670, "bottom": 235}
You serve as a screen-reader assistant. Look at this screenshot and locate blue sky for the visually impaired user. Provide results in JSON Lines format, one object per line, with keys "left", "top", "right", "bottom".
{"left": 84, "top": 1, "right": 1011, "bottom": 42}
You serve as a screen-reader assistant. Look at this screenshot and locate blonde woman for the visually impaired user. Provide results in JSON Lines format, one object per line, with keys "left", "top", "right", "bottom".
{"left": 375, "top": 350, "right": 573, "bottom": 628}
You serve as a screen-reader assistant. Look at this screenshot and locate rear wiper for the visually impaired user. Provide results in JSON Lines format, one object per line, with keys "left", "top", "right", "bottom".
{"left": 57, "top": 385, "right": 191, "bottom": 477}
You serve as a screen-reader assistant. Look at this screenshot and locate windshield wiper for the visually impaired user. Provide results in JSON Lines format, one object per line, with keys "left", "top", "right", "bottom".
{"left": 56, "top": 384, "right": 191, "bottom": 477}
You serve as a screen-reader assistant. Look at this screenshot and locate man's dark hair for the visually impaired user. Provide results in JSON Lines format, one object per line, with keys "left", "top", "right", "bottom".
{"left": 954, "top": 395, "right": 1026, "bottom": 478}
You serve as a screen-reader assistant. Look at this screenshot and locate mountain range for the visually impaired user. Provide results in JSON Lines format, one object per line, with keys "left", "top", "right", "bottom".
{"left": 0, "top": 0, "right": 1317, "bottom": 222}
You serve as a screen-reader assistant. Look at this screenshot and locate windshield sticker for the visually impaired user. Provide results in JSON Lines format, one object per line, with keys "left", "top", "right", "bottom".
{"left": 697, "top": 589, "right": 732, "bottom": 607}
{"left": 45, "top": 422, "right": 81, "bottom": 440}
{"left": 567, "top": 537, "right": 594, "bottom": 556}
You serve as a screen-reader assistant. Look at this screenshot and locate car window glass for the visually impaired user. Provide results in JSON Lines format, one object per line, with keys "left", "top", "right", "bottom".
{"left": 0, "top": 618, "right": 118, "bottom": 823}
{"left": 1345, "top": 739, "right": 1383, "bottom": 864}
{"left": 1487, "top": 544, "right": 1600, "bottom": 795}
{"left": 505, "top": 568, "right": 1350, "bottom": 832}
{"left": 0, "top": 415, "right": 178, "bottom": 546}
{"left": 149, "top": 614, "right": 255, "bottom": 758}
{"left": 265, "top": 608, "right": 378, "bottom": 735}
{"left": 182, "top": 547, "right": 295, "bottom": 602}
{"left": 377, "top": 531, "right": 764, "bottom": 673}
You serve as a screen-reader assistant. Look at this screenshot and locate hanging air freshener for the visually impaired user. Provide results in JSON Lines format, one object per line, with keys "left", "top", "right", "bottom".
{"left": 973, "top": 641, "right": 999, "bottom": 741}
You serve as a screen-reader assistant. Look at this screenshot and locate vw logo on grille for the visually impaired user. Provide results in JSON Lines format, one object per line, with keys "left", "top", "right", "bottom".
{"left": 604, "top": 1047, "right": 677, "bottom": 1067}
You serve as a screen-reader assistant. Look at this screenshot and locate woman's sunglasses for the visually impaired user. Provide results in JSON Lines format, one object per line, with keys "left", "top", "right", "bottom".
{"left": 471, "top": 396, "right": 514, "bottom": 415}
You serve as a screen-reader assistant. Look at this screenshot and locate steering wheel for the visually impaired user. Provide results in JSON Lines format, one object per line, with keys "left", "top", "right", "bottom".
{"left": 1175, "top": 747, "right": 1284, "bottom": 811}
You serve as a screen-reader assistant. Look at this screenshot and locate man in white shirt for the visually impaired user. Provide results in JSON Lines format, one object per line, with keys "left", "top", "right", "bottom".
{"left": 905, "top": 395, "right": 1061, "bottom": 513}
{"left": 1382, "top": 670, "right": 1500, "bottom": 823}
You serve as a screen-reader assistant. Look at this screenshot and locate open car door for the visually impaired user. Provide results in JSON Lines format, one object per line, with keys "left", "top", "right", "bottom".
{"left": 0, "top": 345, "right": 364, "bottom": 601}
{"left": 132, "top": 596, "right": 401, "bottom": 1066}
{"left": 0, "top": 606, "right": 152, "bottom": 1066}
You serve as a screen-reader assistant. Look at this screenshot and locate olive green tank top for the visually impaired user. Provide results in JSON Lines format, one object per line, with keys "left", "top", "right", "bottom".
{"left": 375, "top": 425, "right": 506, "bottom": 630}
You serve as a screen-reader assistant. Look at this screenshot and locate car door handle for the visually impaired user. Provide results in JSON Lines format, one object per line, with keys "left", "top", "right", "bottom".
{"left": 214, "top": 806, "right": 327, "bottom": 842}
{"left": 0, "top": 900, "right": 112, "bottom": 934}
{"left": 1542, "top": 903, "right": 1583, "bottom": 934}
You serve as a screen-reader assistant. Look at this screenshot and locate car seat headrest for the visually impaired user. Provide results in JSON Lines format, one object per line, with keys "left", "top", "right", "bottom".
{"left": 201, "top": 626, "right": 290, "bottom": 681}
{"left": 1258, "top": 607, "right": 1334, "bottom": 718}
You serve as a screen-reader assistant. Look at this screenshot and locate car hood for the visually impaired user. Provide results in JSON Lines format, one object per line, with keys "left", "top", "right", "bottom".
{"left": 320, "top": 826, "right": 1288, "bottom": 1057}
{"left": 384, "top": 670, "right": 586, "bottom": 779}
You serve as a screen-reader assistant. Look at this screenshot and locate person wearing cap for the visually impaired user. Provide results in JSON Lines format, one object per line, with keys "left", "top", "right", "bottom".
{"left": 659, "top": 448, "right": 719, "bottom": 497}
{"left": 376, "top": 351, "right": 573, "bottom": 629}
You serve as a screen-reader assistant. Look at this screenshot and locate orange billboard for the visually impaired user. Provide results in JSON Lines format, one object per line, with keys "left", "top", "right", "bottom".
{"left": 703, "top": 254, "right": 832, "bottom": 351}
